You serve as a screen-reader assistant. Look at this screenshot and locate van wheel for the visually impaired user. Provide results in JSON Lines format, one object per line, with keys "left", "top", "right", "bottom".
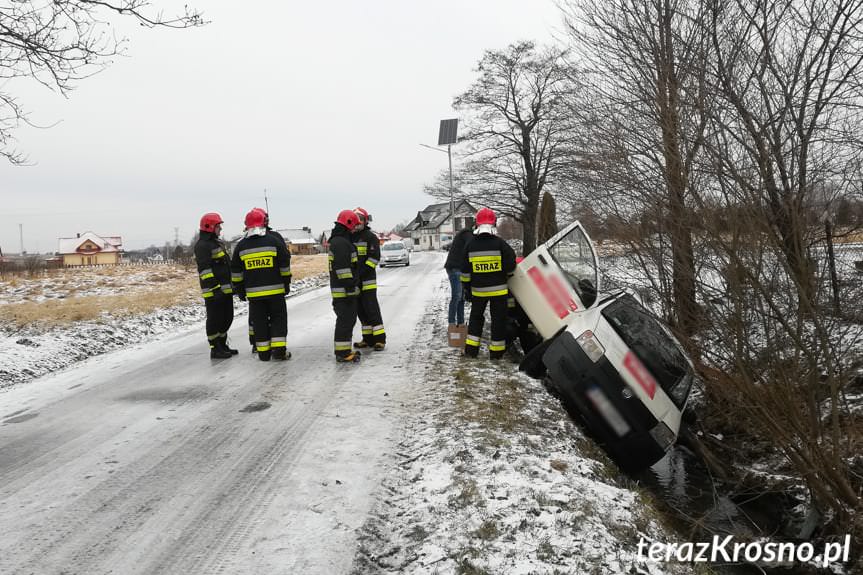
{"left": 406, "top": 261, "right": 410, "bottom": 266}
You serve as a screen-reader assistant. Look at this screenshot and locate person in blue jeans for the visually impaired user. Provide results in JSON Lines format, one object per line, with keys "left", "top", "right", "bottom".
{"left": 443, "top": 226, "right": 475, "bottom": 325}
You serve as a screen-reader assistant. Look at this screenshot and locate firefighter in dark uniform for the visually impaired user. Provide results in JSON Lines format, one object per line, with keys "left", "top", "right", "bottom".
{"left": 245, "top": 207, "right": 291, "bottom": 353}
{"left": 351, "top": 207, "right": 386, "bottom": 351}
{"left": 461, "top": 207, "right": 517, "bottom": 360}
{"left": 231, "top": 208, "right": 292, "bottom": 361}
{"left": 329, "top": 209, "right": 362, "bottom": 363}
{"left": 195, "top": 212, "right": 237, "bottom": 359}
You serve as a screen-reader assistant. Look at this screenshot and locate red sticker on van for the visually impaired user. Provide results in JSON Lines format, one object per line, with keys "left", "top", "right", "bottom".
{"left": 527, "top": 266, "right": 569, "bottom": 319}
{"left": 623, "top": 352, "right": 656, "bottom": 399}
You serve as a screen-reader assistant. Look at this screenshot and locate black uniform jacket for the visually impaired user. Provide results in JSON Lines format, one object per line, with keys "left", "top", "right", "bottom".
{"left": 329, "top": 224, "right": 360, "bottom": 298}
{"left": 351, "top": 227, "right": 380, "bottom": 291}
{"left": 195, "top": 232, "right": 233, "bottom": 300}
{"left": 444, "top": 227, "right": 475, "bottom": 270}
{"left": 460, "top": 233, "right": 517, "bottom": 297}
{"left": 230, "top": 231, "right": 291, "bottom": 299}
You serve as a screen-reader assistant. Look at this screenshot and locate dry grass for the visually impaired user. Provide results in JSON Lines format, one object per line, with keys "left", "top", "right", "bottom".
{"left": 0, "top": 256, "right": 328, "bottom": 328}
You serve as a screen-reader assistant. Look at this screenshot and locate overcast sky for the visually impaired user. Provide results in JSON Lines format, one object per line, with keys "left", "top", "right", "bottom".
{"left": 0, "top": 0, "right": 563, "bottom": 253}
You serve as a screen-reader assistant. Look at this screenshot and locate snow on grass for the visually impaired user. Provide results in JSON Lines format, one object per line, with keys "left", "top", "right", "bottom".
{"left": 0, "top": 260, "right": 329, "bottom": 390}
{"left": 352, "top": 283, "right": 694, "bottom": 575}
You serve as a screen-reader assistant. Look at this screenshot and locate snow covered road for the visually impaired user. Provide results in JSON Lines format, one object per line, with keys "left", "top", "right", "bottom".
{"left": 0, "top": 251, "right": 446, "bottom": 575}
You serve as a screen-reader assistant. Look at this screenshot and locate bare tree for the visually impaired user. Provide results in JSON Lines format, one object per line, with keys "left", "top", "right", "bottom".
{"left": 537, "top": 191, "right": 558, "bottom": 244}
{"left": 695, "top": 0, "right": 863, "bottom": 527}
{"left": 447, "top": 41, "right": 575, "bottom": 254}
{"left": 0, "top": 0, "right": 204, "bottom": 163}
{"left": 560, "top": 0, "right": 707, "bottom": 336}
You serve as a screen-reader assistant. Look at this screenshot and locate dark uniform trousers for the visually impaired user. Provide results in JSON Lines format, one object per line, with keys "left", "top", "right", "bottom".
{"left": 357, "top": 290, "right": 386, "bottom": 345}
{"left": 249, "top": 296, "right": 288, "bottom": 360}
{"left": 205, "top": 295, "right": 234, "bottom": 349}
{"left": 465, "top": 295, "right": 509, "bottom": 359}
{"left": 333, "top": 296, "right": 359, "bottom": 357}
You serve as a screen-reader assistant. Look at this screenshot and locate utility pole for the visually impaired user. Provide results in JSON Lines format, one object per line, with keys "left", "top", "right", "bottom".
{"left": 174, "top": 227, "right": 180, "bottom": 247}
{"left": 19, "top": 223, "right": 25, "bottom": 255}
{"left": 438, "top": 119, "right": 459, "bottom": 233}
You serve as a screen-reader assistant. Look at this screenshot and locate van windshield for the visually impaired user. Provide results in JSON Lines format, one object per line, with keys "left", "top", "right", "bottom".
{"left": 601, "top": 294, "right": 693, "bottom": 408}
{"left": 547, "top": 224, "right": 599, "bottom": 307}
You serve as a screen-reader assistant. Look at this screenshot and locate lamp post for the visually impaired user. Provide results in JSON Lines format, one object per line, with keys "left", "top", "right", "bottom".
{"left": 420, "top": 118, "right": 459, "bottom": 238}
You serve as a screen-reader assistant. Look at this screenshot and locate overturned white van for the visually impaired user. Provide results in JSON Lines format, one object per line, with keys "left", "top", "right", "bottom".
{"left": 510, "top": 222, "right": 695, "bottom": 471}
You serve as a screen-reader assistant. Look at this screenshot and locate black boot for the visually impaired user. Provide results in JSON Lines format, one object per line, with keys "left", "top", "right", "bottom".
{"left": 272, "top": 348, "right": 292, "bottom": 361}
{"left": 258, "top": 350, "right": 272, "bottom": 362}
{"left": 336, "top": 351, "right": 362, "bottom": 363}
{"left": 210, "top": 346, "right": 232, "bottom": 359}
{"left": 217, "top": 337, "right": 239, "bottom": 355}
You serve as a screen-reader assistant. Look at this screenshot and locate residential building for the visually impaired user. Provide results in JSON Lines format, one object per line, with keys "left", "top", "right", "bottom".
{"left": 403, "top": 200, "right": 477, "bottom": 251}
{"left": 57, "top": 232, "right": 123, "bottom": 266}
{"left": 275, "top": 227, "right": 319, "bottom": 255}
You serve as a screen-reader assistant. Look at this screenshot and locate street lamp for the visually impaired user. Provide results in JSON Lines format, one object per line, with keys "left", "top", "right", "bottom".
{"left": 420, "top": 119, "right": 458, "bottom": 236}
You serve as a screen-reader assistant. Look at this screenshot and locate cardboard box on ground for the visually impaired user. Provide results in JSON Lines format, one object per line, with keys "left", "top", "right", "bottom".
{"left": 447, "top": 323, "right": 467, "bottom": 347}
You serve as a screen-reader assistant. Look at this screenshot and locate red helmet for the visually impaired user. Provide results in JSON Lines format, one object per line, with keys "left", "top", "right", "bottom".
{"left": 336, "top": 209, "right": 359, "bottom": 230}
{"left": 354, "top": 207, "right": 371, "bottom": 224}
{"left": 475, "top": 207, "right": 497, "bottom": 226}
{"left": 251, "top": 207, "right": 269, "bottom": 226}
{"left": 244, "top": 208, "right": 267, "bottom": 229}
{"left": 200, "top": 212, "right": 223, "bottom": 233}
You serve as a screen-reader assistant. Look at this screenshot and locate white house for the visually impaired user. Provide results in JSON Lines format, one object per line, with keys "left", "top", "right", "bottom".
{"left": 403, "top": 200, "right": 477, "bottom": 251}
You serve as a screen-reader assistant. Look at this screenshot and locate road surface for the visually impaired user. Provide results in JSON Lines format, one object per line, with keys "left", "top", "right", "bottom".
{"left": 0, "top": 251, "right": 446, "bottom": 575}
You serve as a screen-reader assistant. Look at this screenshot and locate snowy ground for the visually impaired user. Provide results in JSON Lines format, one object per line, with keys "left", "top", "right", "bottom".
{"left": 352, "top": 282, "right": 692, "bottom": 575}
{"left": 0, "top": 252, "right": 704, "bottom": 575}
{"left": 0, "top": 272, "right": 328, "bottom": 388}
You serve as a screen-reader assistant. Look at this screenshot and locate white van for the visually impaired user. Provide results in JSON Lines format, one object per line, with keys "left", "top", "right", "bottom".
{"left": 510, "top": 222, "right": 695, "bottom": 471}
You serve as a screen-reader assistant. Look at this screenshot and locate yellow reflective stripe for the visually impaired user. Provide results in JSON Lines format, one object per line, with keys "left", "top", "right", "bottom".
{"left": 373, "top": 327, "right": 386, "bottom": 336}
{"left": 334, "top": 342, "right": 352, "bottom": 351}
{"left": 468, "top": 255, "right": 502, "bottom": 263}
{"left": 465, "top": 337, "right": 480, "bottom": 347}
{"left": 247, "top": 288, "right": 285, "bottom": 298}
{"left": 212, "top": 250, "right": 226, "bottom": 258}
{"left": 202, "top": 292, "right": 215, "bottom": 298}
{"left": 361, "top": 326, "right": 373, "bottom": 334}
{"left": 271, "top": 341, "right": 287, "bottom": 348}
{"left": 366, "top": 259, "right": 378, "bottom": 269}
{"left": 361, "top": 283, "right": 377, "bottom": 291}
{"left": 200, "top": 271, "right": 214, "bottom": 280}
{"left": 337, "top": 273, "right": 353, "bottom": 279}
{"left": 240, "top": 250, "right": 277, "bottom": 260}
{"left": 356, "top": 246, "right": 368, "bottom": 255}
{"left": 460, "top": 274, "right": 471, "bottom": 282}
{"left": 256, "top": 344, "right": 272, "bottom": 352}
{"left": 472, "top": 288, "right": 508, "bottom": 297}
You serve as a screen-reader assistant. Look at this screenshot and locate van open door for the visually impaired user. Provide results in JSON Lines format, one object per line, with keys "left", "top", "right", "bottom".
{"left": 509, "top": 221, "right": 601, "bottom": 339}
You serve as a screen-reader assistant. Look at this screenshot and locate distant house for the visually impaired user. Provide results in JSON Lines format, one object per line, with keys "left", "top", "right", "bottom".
{"left": 275, "top": 227, "right": 318, "bottom": 255}
{"left": 377, "top": 232, "right": 405, "bottom": 245}
{"left": 403, "top": 200, "right": 477, "bottom": 251}
{"left": 57, "top": 232, "right": 123, "bottom": 266}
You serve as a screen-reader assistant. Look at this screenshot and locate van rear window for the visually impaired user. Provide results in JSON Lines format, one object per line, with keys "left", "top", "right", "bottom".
{"left": 601, "top": 295, "right": 692, "bottom": 408}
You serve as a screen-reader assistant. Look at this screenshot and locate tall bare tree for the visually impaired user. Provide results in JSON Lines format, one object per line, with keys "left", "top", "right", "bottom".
{"left": 447, "top": 41, "right": 575, "bottom": 255}
{"left": 560, "top": 0, "right": 707, "bottom": 336}
{"left": 0, "top": 0, "right": 204, "bottom": 163}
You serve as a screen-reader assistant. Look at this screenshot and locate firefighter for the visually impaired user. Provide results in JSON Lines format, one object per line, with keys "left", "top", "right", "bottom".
{"left": 231, "top": 208, "right": 292, "bottom": 361}
{"left": 245, "top": 207, "right": 291, "bottom": 353}
{"left": 329, "top": 209, "right": 362, "bottom": 363}
{"left": 351, "top": 207, "right": 386, "bottom": 351}
{"left": 461, "top": 207, "right": 517, "bottom": 360}
{"left": 194, "top": 212, "right": 237, "bottom": 359}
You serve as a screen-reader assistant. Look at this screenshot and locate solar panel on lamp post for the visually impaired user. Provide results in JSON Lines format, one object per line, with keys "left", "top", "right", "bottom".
{"left": 420, "top": 118, "right": 459, "bottom": 239}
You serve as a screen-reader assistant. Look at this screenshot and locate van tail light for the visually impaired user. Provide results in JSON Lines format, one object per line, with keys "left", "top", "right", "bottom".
{"left": 575, "top": 330, "right": 605, "bottom": 363}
